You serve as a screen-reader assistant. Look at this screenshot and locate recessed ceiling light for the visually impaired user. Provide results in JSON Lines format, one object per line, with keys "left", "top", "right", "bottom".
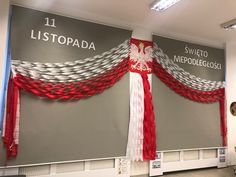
{"left": 221, "top": 18, "right": 236, "bottom": 30}
{"left": 150, "top": 0, "right": 182, "bottom": 11}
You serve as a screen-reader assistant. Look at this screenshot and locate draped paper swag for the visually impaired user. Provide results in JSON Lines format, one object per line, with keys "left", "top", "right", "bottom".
{"left": 2, "top": 38, "right": 226, "bottom": 161}
{"left": 153, "top": 43, "right": 227, "bottom": 146}
{"left": 2, "top": 40, "right": 130, "bottom": 159}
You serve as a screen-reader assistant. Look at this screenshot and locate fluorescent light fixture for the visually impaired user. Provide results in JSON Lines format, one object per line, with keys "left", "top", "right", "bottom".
{"left": 150, "top": 0, "right": 182, "bottom": 11}
{"left": 221, "top": 18, "right": 236, "bottom": 30}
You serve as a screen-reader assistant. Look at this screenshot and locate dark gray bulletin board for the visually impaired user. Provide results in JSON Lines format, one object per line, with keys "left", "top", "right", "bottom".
{"left": 153, "top": 35, "right": 225, "bottom": 151}
{"left": 0, "top": 6, "right": 131, "bottom": 166}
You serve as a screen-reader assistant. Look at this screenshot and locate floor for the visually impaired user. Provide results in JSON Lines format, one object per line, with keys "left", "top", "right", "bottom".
{"left": 162, "top": 167, "right": 234, "bottom": 177}
{"left": 136, "top": 167, "right": 235, "bottom": 177}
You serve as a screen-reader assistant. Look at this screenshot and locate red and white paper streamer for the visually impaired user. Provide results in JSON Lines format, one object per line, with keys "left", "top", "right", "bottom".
{"left": 126, "top": 38, "right": 156, "bottom": 161}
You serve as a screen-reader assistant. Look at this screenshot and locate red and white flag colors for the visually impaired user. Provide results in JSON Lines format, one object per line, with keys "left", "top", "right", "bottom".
{"left": 126, "top": 38, "right": 156, "bottom": 161}
{"left": 153, "top": 43, "right": 227, "bottom": 146}
{"left": 2, "top": 37, "right": 226, "bottom": 161}
{"left": 2, "top": 74, "right": 20, "bottom": 159}
{"left": 2, "top": 40, "right": 130, "bottom": 159}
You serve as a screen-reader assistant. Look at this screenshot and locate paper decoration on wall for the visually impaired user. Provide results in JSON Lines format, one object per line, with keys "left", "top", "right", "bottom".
{"left": 126, "top": 38, "right": 156, "bottom": 161}
{"left": 2, "top": 76, "right": 20, "bottom": 159}
{"left": 152, "top": 43, "right": 227, "bottom": 146}
{"left": 129, "top": 41, "right": 153, "bottom": 73}
{"left": 2, "top": 40, "right": 130, "bottom": 159}
{"left": 2, "top": 37, "right": 227, "bottom": 161}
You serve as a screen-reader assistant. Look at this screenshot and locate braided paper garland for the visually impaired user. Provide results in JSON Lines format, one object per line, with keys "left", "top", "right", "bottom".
{"left": 12, "top": 40, "right": 129, "bottom": 83}
{"left": 14, "top": 59, "right": 128, "bottom": 100}
{"left": 153, "top": 61, "right": 224, "bottom": 103}
{"left": 153, "top": 43, "right": 225, "bottom": 91}
{"left": 141, "top": 74, "right": 156, "bottom": 160}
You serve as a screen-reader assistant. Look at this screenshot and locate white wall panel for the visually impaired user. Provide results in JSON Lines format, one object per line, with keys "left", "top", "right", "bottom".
{"left": 226, "top": 42, "right": 236, "bottom": 165}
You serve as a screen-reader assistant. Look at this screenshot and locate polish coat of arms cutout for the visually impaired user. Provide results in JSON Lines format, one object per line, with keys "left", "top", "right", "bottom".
{"left": 129, "top": 39, "right": 153, "bottom": 74}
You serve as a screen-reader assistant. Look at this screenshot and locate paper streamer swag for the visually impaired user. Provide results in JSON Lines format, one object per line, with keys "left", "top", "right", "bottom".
{"left": 152, "top": 43, "right": 227, "bottom": 146}
{"left": 2, "top": 40, "right": 130, "bottom": 159}
{"left": 2, "top": 38, "right": 227, "bottom": 162}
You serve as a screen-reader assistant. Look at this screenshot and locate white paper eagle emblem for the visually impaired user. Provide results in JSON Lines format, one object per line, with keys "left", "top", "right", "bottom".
{"left": 130, "top": 42, "right": 153, "bottom": 72}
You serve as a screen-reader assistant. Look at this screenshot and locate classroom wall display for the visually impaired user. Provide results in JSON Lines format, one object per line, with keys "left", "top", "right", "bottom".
{"left": 0, "top": 5, "right": 227, "bottom": 166}
{"left": 0, "top": 5, "right": 131, "bottom": 166}
{"left": 152, "top": 35, "right": 226, "bottom": 151}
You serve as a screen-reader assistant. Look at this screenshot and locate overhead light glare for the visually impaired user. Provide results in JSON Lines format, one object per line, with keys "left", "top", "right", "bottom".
{"left": 150, "top": 0, "right": 182, "bottom": 11}
{"left": 232, "top": 24, "right": 236, "bottom": 29}
{"left": 221, "top": 18, "right": 236, "bottom": 30}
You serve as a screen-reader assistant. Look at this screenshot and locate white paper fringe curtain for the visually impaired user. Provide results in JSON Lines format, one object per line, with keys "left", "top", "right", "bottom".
{"left": 126, "top": 72, "right": 144, "bottom": 161}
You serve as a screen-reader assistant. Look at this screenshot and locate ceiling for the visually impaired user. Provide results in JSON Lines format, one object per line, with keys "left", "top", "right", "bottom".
{"left": 10, "top": 0, "right": 236, "bottom": 48}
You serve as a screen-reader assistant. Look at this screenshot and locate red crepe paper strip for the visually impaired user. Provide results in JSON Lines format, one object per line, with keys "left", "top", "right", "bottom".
{"left": 142, "top": 74, "right": 156, "bottom": 160}
{"left": 2, "top": 76, "right": 19, "bottom": 159}
{"left": 220, "top": 97, "right": 227, "bottom": 146}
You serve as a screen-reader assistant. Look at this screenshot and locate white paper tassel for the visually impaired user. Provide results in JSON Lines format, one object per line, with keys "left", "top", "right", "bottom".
{"left": 126, "top": 72, "right": 144, "bottom": 161}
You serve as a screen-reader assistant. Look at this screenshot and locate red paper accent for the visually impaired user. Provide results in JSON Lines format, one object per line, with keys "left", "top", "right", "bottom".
{"left": 3, "top": 58, "right": 128, "bottom": 160}
{"left": 3, "top": 76, "right": 19, "bottom": 159}
{"left": 153, "top": 60, "right": 227, "bottom": 146}
{"left": 13, "top": 59, "right": 128, "bottom": 100}
{"left": 129, "top": 38, "right": 153, "bottom": 74}
{"left": 142, "top": 74, "right": 156, "bottom": 160}
{"left": 220, "top": 97, "right": 227, "bottom": 146}
{"left": 128, "top": 38, "right": 156, "bottom": 160}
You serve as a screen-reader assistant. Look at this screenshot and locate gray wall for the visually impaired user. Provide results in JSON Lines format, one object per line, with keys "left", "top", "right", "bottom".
{"left": 153, "top": 35, "right": 225, "bottom": 151}
{"left": 153, "top": 76, "right": 222, "bottom": 150}
{"left": 0, "top": 6, "right": 131, "bottom": 166}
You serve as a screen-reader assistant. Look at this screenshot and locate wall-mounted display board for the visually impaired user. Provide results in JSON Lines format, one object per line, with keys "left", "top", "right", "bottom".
{"left": 0, "top": 6, "right": 131, "bottom": 166}
{"left": 152, "top": 35, "right": 225, "bottom": 151}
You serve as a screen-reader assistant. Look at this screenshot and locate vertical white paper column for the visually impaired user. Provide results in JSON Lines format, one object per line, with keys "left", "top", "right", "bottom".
{"left": 129, "top": 28, "right": 152, "bottom": 176}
